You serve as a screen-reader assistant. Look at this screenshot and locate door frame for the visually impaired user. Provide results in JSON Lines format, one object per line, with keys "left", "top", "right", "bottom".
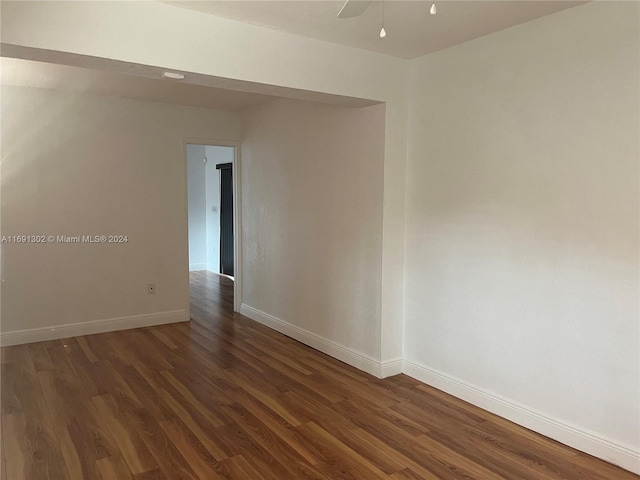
{"left": 183, "top": 138, "right": 242, "bottom": 313}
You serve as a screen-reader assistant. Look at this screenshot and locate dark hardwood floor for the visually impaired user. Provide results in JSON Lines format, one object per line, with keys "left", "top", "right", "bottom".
{"left": 1, "top": 270, "right": 637, "bottom": 479}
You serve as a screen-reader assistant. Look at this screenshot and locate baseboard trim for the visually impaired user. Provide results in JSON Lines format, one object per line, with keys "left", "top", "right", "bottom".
{"left": 403, "top": 360, "right": 640, "bottom": 475}
{"left": 381, "top": 358, "right": 404, "bottom": 378}
{"left": 189, "top": 263, "right": 207, "bottom": 271}
{"left": 0, "top": 309, "right": 189, "bottom": 346}
{"left": 240, "top": 303, "right": 389, "bottom": 378}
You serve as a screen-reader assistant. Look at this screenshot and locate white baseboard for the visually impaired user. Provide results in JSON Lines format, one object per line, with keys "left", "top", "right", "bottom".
{"left": 189, "top": 263, "right": 207, "bottom": 271}
{"left": 403, "top": 360, "right": 640, "bottom": 476}
{"left": 240, "top": 303, "right": 392, "bottom": 378}
{"left": 381, "top": 358, "right": 404, "bottom": 377}
{"left": 0, "top": 309, "right": 189, "bottom": 347}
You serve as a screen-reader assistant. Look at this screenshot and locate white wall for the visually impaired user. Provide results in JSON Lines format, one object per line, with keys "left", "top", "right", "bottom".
{"left": 240, "top": 99, "right": 386, "bottom": 364}
{"left": 187, "top": 144, "right": 207, "bottom": 270}
{"left": 2, "top": 0, "right": 639, "bottom": 473}
{"left": 404, "top": 2, "right": 639, "bottom": 472}
{"left": 205, "top": 145, "right": 234, "bottom": 273}
{"left": 0, "top": 0, "right": 409, "bottom": 367}
{"left": 1, "top": 85, "right": 239, "bottom": 343}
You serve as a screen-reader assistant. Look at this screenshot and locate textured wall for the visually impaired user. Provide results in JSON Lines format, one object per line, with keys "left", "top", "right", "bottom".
{"left": 405, "top": 1, "right": 639, "bottom": 455}
{"left": 241, "top": 99, "right": 386, "bottom": 359}
{"left": 1, "top": 86, "right": 239, "bottom": 333}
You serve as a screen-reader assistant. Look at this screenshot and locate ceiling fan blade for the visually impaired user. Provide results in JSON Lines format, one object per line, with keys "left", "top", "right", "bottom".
{"left": 337, "top": 0, "right": 371, "bottom": 19}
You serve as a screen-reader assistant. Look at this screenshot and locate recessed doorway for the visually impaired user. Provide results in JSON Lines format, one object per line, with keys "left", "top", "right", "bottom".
{"left": 186, "top": 143, "right": 238, "bottom": 307}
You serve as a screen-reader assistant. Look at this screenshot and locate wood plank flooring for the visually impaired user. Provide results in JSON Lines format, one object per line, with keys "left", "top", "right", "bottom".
{"left": 1, "top": 270, "right": 637, "bottom": 479}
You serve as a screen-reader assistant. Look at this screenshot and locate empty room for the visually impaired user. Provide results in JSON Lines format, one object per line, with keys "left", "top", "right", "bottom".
{"left": 1, "top": 1, "right": 638, "bottom": 479}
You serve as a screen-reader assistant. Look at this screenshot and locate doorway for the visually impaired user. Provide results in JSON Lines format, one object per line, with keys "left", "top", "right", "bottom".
{"left": 216, "top": 162, "right": 234, "bottom": 277}
{"left": 186, "top": 143, "right": 239, "bottom": 308}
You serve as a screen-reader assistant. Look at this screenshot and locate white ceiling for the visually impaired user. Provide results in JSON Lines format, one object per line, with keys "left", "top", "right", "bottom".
{"left": 1, "top": 2, "right": 588, "bottom": 110}
{"left": 1, "top": 57, "right": 281, "bottom": 111}
{"left": 162, "top": 1, "right": 587, "bottom": 59}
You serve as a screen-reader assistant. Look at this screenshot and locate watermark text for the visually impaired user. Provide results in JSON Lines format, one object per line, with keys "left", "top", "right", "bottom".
{"left": 1, "top": 235, "right": 129, "bottom": 244}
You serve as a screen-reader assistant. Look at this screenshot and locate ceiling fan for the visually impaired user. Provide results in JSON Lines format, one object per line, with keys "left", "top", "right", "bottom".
{"left": 337, "top": 0, "right": 372, "bottom": 19}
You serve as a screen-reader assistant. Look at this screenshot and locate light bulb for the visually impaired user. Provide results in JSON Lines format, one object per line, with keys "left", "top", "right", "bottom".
{"left": 430, "top": 3, "right": 436, "bottom": 15}
{"left": 379, "top": 26, "right": 386, "bottom": 38}
{"left": 163, "top": 72, "right": 185, "bottom": 80}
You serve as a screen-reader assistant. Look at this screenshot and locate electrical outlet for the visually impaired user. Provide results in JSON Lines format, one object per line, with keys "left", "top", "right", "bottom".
{"left": 148, "top": 283, "right": 156, "bottom": 294}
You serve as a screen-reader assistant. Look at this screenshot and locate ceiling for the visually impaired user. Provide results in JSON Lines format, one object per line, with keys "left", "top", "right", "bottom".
{"left": 1, "top": 2, "right": 588, "bottom": 110}
{"left": 162, "top": 1, "right": 587, "bottom": 59}
{"left": 1, "top": 57, "right": 280, "bottom": 112}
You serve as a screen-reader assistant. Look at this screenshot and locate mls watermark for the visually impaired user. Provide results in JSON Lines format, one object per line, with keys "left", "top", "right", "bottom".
{"left": 1, "top": 235, "right": 129, "bottom": 244}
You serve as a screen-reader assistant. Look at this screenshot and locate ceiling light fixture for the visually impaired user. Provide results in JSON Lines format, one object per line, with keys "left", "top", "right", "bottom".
{"left": 430, "top": 1, "right": 437, "bottom": 15}
{"left": 162, "top": 72, "right": 185, "bottom": 80}
{"left": 379, "top": 0, "right": 386, "bottom": 38}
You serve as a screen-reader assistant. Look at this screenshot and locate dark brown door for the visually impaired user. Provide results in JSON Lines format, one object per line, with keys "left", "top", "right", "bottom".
{"left": 216, "top": 163, "right": 234, "bottom": 276}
